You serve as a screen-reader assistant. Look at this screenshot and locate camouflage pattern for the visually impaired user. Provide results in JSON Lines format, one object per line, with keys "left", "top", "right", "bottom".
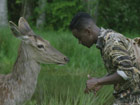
{"left": 113, "top": 94, "right": 140, "bottom": 105}
{"left": 96, "top": 28, "right": 140, "bottom": 104}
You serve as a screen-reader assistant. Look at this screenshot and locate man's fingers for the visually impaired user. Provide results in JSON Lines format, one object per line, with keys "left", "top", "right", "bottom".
{"left": 93, "top": 90, "right": 97, "bottom": 96}
{"left": 87, "top": 74, "right": 92, "bottom": 79}
{"left": 85, "top": 86, "right": 97, "bottom": 96}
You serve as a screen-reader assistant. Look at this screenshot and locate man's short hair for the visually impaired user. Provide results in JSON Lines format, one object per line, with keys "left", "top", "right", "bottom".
{"left": 69, "top": 12, "right": 94, "bottom": 31}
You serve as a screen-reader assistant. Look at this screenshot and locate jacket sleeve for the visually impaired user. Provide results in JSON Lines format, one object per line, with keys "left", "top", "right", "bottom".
{"left": 109, "top": 40, "right": 138, "bottom": 81}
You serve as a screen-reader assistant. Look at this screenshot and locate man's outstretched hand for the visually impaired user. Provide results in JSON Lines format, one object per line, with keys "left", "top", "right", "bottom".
{"left": 84, "top": 72, "right": 124, "bottom": 95}
{"left": 84, "top": 75, "right": 102, "bottom": 95}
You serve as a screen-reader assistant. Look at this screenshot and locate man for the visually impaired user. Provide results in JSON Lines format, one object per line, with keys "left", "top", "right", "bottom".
{"left": 69, "top": 12, "right": 140, "bottom": 105}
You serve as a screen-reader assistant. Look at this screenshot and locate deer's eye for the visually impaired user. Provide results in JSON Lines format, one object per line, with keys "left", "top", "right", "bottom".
{"left": 37, "top": 44, "right": 44, "bottom": 49}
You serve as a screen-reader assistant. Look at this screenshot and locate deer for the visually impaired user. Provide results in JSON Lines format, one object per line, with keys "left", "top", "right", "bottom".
{"left": 0, "top": 17, "right": 69, "bottom": 105}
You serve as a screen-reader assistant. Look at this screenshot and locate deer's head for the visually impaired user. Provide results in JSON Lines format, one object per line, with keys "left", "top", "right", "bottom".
{"left": 9, "top": 17, "right": 69, "bottom": 65}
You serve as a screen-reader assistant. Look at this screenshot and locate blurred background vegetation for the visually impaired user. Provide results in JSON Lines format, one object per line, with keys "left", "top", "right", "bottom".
{"left": 0, "top": 0, "right": 140, "bottom": 105}
{"left": 0, "top": 0, "right": 140, "bottom": 32}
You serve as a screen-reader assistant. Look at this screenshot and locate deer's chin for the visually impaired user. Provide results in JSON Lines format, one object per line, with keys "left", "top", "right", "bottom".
{"left": 37, "top": 60, "right": 66, "bottom": 65}
{"left": 56, "top": 62, "right": 65, "bottom": 66}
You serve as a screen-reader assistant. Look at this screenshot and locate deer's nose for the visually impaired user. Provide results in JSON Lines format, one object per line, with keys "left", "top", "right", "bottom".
{"left": 64, "top": 57, "right": 69, "bottom": 62}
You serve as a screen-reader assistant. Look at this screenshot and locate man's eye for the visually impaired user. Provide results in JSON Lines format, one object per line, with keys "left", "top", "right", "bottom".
{"left": 37, "top": 45, "right": 44, "bottom": 48}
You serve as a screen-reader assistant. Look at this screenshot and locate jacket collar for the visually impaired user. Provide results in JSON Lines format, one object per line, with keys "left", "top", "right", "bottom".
{"left": 96, "top": 28, "right": 106, "bottom": 49}
{"left": 96, "top": 28, "right": 114, "bottom": 50}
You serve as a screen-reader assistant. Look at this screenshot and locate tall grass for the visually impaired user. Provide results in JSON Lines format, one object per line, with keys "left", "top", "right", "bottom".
{"left": 0, "top": 28, "right": 139, "bottom": 105}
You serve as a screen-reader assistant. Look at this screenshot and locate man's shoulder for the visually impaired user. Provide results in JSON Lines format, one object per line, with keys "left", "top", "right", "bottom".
{"left": 100, "top": 28, "right": 128, "bottom": 42}
{"left": 103, "top": 30, "right": 130, "bottom": 53}
{"left": 104, "top": 29, "right": 130, "bottom": 46}
{"left": 97, "top": 28, "right": 130, "bottom": 50}
{"left": 106, "top": 30, "right": 125, "bottom": 40}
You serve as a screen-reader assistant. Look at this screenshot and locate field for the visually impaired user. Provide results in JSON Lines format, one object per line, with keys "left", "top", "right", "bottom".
{"left": 0, "top": 28, "right": 139, "bottom": 105}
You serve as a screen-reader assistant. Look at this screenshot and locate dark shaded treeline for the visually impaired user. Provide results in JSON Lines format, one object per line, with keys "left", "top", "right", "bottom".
{"left": 2, "top": 0, "right": 140, "bottom": 32}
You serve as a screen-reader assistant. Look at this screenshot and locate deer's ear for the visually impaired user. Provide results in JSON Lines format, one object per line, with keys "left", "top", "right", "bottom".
{"left": 9, "top": 21, "right": 30, "bottom": 41}
{"left": 18, "top": 17, "right": 35, "bottom": 35}
{"left": 9, "top": 21, "right": 22, "bottom": 37}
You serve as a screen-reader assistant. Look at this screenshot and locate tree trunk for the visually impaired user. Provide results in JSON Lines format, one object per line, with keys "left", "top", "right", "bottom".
{"left": 83, "top": 0, "right": 99, "bottom": 23}
{"left": 93, "top": 0, "right": 99, "bottom": 23}
{"left": 36, "top": 0, "right": 46, "bottom": 28}
{"left": 21, "top": 0, "right": 33, "bottom": 20}
{"left": 0, "top": 0, "right": 8, "bottom": 27}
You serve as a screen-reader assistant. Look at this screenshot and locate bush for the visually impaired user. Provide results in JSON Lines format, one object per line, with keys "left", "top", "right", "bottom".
{"left": 98, "top": 0, "right": 140, "bottom": 33}
{"left": 39, "top": 0, "right": 84, "bottom": 30}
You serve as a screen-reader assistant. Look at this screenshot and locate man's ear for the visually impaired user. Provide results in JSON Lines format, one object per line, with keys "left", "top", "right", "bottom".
{"left": 9, "top": 21, "right": 22, "bottom": 37}
{"left": 85, "top": 27, "right": 91, "bottom": 36}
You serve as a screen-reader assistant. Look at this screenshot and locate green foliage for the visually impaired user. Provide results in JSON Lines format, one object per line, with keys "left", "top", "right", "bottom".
{"left": 0, "top": 28, "right": 19, "bottom": 74}
{"left": 98, "top": 0, "right": 140, "bottom": 33}
{"left": 7, "top": 0, "right": 140, "bottom": 32}
{"left": 37, "top": 0, "right": 84, "bottom": 30}
{"left": 15, "top": 0, "right": 22, "bottom": 4}
{"left": 8, "top": 0, "right": 22, "bottom": 23}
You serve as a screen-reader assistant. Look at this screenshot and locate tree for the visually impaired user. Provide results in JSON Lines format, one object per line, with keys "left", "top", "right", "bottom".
{"left": 21, "top": 0, "right": 34, "bottom": 20}
{"left": 0, "top": 0, "right": 8, "bottom": 27}
{"left": 36, "top": 0, "right": 47, "bottom": 28}
{"left": 83, "top": 0, "right": 99, "bottom": 23}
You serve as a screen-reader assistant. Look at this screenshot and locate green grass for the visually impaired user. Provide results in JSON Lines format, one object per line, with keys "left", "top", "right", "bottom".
{"left": 0, "top": 28, "right": 139, "bottom": 105}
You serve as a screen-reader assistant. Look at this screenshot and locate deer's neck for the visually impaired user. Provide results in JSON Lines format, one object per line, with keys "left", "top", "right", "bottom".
{"left": 11, "top": 42, "right": 41, "bottom": 101}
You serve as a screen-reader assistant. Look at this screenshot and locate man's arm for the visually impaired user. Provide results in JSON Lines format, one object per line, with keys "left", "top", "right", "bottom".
{"left": 98, "top": 72, "right": 124, "bottom": 85}
{"left": 86, "top": 39, "right": 137, "bottom": 93}
{"left": 86, "top": 72, "right": 124, "bottom": 92}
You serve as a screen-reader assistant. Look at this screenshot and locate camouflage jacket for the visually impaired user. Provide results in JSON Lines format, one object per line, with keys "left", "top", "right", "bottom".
{"left": 96, "top": 28, "right": 140, "bottom": 99}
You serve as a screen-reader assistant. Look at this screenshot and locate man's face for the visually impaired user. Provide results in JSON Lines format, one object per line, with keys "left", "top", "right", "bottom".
{"left": 72, "top": 29, "right": 95, "bottom": 48}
